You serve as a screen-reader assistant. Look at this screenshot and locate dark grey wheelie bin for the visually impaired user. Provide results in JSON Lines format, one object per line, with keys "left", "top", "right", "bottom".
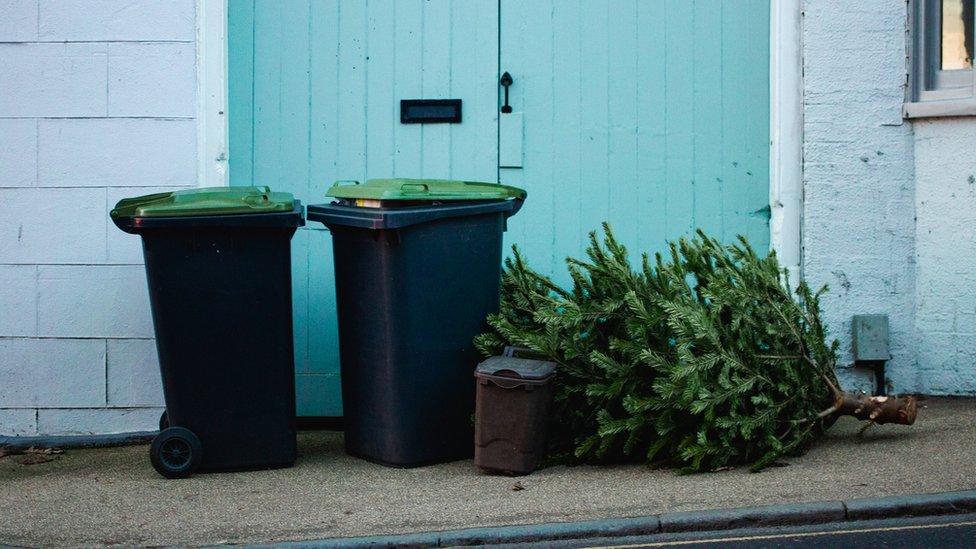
{"left": 307, "top": 179, "right": 526, "bottom": 467}
{"left": 111, "top": 186, "right": 303, "bottom": 478}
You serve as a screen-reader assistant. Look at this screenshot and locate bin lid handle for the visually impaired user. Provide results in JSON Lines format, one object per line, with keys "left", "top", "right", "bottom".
{"left": 400, "top": 182, "right": 429, "bottom": 194}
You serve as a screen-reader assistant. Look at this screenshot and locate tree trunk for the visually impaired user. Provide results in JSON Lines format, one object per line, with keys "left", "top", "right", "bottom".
{"left": 834, "top": 393, "right": 917, "bottom": 425}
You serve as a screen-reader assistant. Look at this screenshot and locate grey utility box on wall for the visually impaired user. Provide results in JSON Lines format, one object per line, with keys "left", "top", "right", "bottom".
{"left": 852, "top": 314, "right": 890, "bottom": 362}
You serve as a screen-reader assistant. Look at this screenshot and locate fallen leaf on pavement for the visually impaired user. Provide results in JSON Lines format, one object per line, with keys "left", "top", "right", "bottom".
{"left": 18, "top": 454, "right": 57, "bottom": 466}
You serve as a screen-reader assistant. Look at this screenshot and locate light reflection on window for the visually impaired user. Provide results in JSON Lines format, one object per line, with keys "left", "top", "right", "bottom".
{"left": 942, "top": 0, "right": 974, "bottom": 70}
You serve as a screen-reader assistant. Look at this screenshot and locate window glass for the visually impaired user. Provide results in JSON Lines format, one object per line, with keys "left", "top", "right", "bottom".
{"left": 942, "top": 0, "right": 974, "bottom": 70}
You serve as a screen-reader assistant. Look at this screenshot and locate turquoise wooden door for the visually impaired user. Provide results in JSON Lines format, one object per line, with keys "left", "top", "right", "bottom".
{"left": 227, "top": 0, "right": 769, "bottom": 416}
{"left": 499, "top": 0, "right": 770, "bottom": 284}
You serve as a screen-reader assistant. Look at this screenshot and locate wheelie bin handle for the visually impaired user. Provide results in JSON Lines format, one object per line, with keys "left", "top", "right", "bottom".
{"left": 507, "top": 194, "right": 526, "bottom": 218}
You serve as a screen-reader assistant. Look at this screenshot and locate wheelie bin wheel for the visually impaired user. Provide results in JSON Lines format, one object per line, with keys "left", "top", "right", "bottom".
{"left": 158, "top": 410, "right": 169, "bottom": 431}
{"left": 150, "top": 427, "right": 202, "bottom": 479}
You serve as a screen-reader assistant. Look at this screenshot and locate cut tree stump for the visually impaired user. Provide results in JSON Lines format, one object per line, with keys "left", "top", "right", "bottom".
{"left": 834, "top": 393, "right": 918, "bottom": 425}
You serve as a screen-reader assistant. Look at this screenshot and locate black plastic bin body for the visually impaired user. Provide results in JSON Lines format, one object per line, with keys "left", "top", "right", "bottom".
{"left": 307, "top": 200, "right": 520, "bottom": 467}
{"left": 113, "top": 205, "right": 303, "bottom": 473}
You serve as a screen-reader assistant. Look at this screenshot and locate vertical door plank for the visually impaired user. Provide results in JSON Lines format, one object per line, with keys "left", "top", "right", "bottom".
{"left": 577, "top": 0, "right": 610, "bottom": 266}
{"left": 277, "top": 0, "right": 311, "bottom": 201}
{"left": 336, "top": 2, "right": 368, "bottom": 181}
{"left": 420, "top": 1, "right": 452, "bottom": 177}
{"left": 305, "top": 228, "right": 341, "bottom": 403}
{"left": 504, "top": 0, "right": 557, "bottom": 273}
{"left": 664, "top": 0, "right": 695, "bottom": 240}
{"left": 550, "top": 0, "right": 583, "bottom": 281}
{"left": 227, "top": 0, "right": 254, "bottom": 186}
{"left": 252, "top": 1, "right": 283, "bottom": 189}
{"left": 721, "top": 0, "right": 750, "bottom": 243}
{"left": 692, "top": 0, "right": 726, "bottom": 240}
{"left": 310, "top": 0, "right": 340, "bottom": 198}
{"left": 365, "top": 0, "right": 396, "bottom": 178}
{"left": 607, "top": 0, "right": 640, "bottom": 251}
{"left": 720, "top": 0, "right": 770, "bottom": 249}
{"left": 449, "top": 0, "right": 499, "bottom": 180}
{"left": 307, "top": 1, "right": 341, "bottom": 386}
{"left": 635, "top": 0, "right": 668, "bottom": 255}
{"left": 393, "top": 0, "right": 424, "bottom": 176}
{"left": 499, "top": 0, "right": 526, "bottom": 257}
{"left": 745, "top": 0, "right": 771, "bottom": 250}
{"left": 278, "top": 1, "right": 312, "bottom": 375}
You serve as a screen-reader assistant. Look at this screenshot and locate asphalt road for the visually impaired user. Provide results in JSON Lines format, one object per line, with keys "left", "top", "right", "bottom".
{"left": 503, "top": 513, "right": 976, "bottom": 549}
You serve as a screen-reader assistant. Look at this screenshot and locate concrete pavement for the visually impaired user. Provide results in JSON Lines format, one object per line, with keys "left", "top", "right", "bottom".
{"left": 0, "top": 397, "right": 973, "bottom": 547}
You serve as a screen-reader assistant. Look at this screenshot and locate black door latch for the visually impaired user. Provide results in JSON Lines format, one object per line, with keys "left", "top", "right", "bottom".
{"left": 500, "top": 72, "right": 513, "bottom": 113}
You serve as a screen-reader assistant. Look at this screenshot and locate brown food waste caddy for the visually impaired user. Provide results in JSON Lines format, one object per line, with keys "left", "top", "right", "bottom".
{"left": 474, "top": 347, "right": 556, "bottom": 475}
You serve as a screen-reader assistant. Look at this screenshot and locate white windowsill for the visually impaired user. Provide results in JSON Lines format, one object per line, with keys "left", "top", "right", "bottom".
{"left": 903, "top": 98, "right": 976, "bottom": 119}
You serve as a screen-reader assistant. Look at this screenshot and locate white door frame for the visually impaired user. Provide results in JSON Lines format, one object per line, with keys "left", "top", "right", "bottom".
{"left": 196, "top": 0, "right": 229, "bottom": 188}
{"left": 769, "top": 0, "right": 803, "bottom": 280}
{"left": 199, "top": 0, "right": 804, "bottom": 272}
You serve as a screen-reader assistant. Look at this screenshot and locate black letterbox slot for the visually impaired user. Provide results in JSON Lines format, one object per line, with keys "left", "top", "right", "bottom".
{"left": 400, "top": 99, "right": 462, "bottom": 124}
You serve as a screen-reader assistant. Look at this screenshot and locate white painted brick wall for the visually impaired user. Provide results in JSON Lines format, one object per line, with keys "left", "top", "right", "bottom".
{"left": 803, "top": 0, "right": 976, "bottom": 395}
{"left": 802, "top": 0, "right": 918, "bottom": 394}
{"left": 0, "top": 338, "right": 105, "bottom": 407}
{"left": 108, "top": 43, "right": 196, "bottom": 117}
{"left": 914, "top": 119, "right": 976, "bottom": 395}
{"left": 0, "top": 409, "right": 37, "bottom": 436}
{"left": 0, "top": 0, "right": 39, "bottom": 42}
{"left": 0, "top": 187, "right": 109, "bottom": 264}
{"left": 37, "top": 0, "right": 195, "bottom": 42}
{"left": 37, "top": 408, "right": 160, "bottom": 435}
{"left": 106, "top": 339, "right": 163, "bottom": 407}
{"left": 37, "top": 265, "right": 153, "bottom": 338}
{"left": 0, "top": 0, "right": 193, "bottom": 436}
{"left": 38, "top": 119, "right": 196, "bottom": 187}
{"left": 0, "top": 265, "right": 36, "bottom": 336}
{"left": 0, "top": 43, "right": 108, "bottom": 117}
{"left": 0, "top": 119, "right": 37, "bottom": 188}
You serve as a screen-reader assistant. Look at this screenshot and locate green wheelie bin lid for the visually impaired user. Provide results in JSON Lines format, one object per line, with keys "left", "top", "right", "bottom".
{"left": 110, "top": 186, "right": 295, "bottom": 219}
{"left": 326, "top": 179, "right": 526, "bottom": 203}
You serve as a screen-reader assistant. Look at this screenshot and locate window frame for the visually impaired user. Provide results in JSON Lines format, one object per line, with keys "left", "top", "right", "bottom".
{"left": 905, "top": 0, "right": 976, "bottom": 118}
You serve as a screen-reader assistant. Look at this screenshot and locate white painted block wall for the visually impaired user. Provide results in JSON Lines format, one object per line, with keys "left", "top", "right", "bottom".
{"left": 914, "top": 119, "right": 976, "bottom": 395}
{"left": 803, "top": 0, "right": 976, "bottom": 395}
{"left": 0, "top": 0, "right": 197, "bottom": 436}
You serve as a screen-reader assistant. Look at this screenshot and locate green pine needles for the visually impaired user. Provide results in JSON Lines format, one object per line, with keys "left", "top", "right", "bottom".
{"left": 475, "top": 224, "right": 843, "bottom": 473}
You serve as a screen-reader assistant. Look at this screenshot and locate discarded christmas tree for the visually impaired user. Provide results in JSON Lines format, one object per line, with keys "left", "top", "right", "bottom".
{"left": 475, "top": 224, "right": 916, "bottom": 473}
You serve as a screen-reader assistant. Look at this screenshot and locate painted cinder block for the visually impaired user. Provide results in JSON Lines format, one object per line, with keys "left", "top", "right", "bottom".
{"left": 37, "top": 0, "right": 194, "bottom": 42}
{"left": 0, "top": 187, "right": 108, "bottom": 264}
{"left": 108, "top": 42, "right": 196, "bottom": 118}
{"left": 0, "top": 1, "right": 39, "bottom": 42}
{"left": 37, "top": 118, "right": 196, "bottom": 188}
{"left": 107, "top": 339, "right": 163, "bottom": 407}
{"left": 0, "top": 338, "right": 105, "bottom": 407}
{"left": 0, "top": 43, "right": 107, "bottom": 117}
{"left": 36, "top": 407, "right": 162, "bottom": 436}
{"left": 0, "top": 409, "right": 37, "bottom": 436}
{"left": 0, "top": 119, "right": 37, "bottom": 188}
{"left": 37, "top": 265, "right": 153, "bottom": 338}
{"left": 0, "top": 265, "right": 37, "bottom": 337}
